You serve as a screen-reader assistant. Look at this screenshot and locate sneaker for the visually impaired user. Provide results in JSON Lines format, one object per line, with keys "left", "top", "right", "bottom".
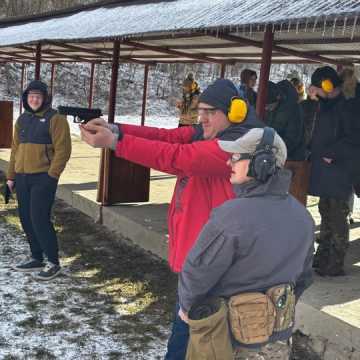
{"left": 13, "top": 259, "right": 45, "bottom": 272}
{"left": 33, "top": 262, "right": 62, "bottom": 281}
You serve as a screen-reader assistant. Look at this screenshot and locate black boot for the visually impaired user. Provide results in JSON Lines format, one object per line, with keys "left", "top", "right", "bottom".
{"left": 312, "top": 246, "right": 329, "bottom": 269}
{"left": 315, "top": 249, "right": 345, "bottom": 277}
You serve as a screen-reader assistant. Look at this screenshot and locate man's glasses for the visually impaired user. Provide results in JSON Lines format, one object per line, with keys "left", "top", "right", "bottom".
{"left": 230, "top": 153, "right": 252, "bottom": 163}
{"left": 198, "top": 107, "right": 218, "bottom": 116}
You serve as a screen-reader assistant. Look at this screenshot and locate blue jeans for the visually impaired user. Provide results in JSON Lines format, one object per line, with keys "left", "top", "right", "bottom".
{"left": 15, "top": 173, "right": 59, "bottom": 265}
{"left": 165, "top": 301, "right": 189, "bottom": 360}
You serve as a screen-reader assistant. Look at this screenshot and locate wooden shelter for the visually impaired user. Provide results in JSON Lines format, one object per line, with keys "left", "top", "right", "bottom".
{"left": 0, "top": 0, "right": 359, "bottom": 204}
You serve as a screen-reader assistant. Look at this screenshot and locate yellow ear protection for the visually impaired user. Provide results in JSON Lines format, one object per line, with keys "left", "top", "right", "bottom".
{"left": 247, "top": 127, "right": 277, "bottom": 182}
{"left": 321, "top": 79, "right": 334, "bottom": 94}
{"left": 191, "top": 81, "right": 197, "bottom": 92}
{"left": 228, "top": 97, "right": 248, "bottom": 123}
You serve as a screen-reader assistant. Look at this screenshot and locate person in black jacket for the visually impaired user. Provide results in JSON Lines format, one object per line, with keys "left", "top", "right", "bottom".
{"left": 308, "top": 66, "right": 360, "bottom": 276}
{"left": 264, "top": 80, "right": 308, "bottom": 205}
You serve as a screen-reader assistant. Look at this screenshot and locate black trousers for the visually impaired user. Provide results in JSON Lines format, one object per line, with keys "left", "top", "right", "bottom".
{"left": 15, "top": 173, "right": 59, "bottom": 265}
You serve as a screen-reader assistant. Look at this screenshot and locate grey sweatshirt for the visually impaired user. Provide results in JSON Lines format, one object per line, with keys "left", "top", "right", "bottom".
{"left": 179, "top": 169, "right": 315, "bottom": 314}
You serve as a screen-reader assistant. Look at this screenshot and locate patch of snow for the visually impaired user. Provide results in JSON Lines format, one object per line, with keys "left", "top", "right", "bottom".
{"left": 0, "top": 223, "right": 169, "bottom": 359}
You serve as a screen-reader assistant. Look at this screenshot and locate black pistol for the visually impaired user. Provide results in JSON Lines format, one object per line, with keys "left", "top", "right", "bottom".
{"left": 3, "top": 183, "right": 12, "bottom": 204}
{"left": 58, "top": 106, "right": 103, "bottom": 124}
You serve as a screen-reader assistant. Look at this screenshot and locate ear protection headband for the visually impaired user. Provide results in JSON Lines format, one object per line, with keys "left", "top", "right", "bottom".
{"left": 228, "top": 96, "right": 248, "bottom": 123}
{"left": 247, "top": 127, "right": 277, "bottom": 182}
{"left": 321, "top": 79, "right": 334, "bottom": 93}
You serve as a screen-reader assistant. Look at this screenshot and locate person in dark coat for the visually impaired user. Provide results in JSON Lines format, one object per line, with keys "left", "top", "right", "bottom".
{"left": 339, "top": 65, "right": 360, "bottom": 223}
{"left": 178, "top": 128, "right": 314, "bottom": 359}
{"left": 264, "top": 80, "right": 308, "bottom": 205}
{"left": 308, "top": 66, "right": 360, "bottom": 276}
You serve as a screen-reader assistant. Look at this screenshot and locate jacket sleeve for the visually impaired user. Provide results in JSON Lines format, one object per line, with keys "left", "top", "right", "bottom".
{"left": 294, "top": 236, "right": 314, "bottom": 301}
{"left": 322, "top": 100, "right": 360, "bottom": 162}
{"left": 271, "top": 107, "right": 303, "bottom": 156}
{"left": 119, "top": 123, "right": 195, "bottom": 144}
{"left": 178, "top": 220, "right": 236, "bottom": 313}
{"left": 7, "top": 121, "right": 19, "bottom": 180}
{"left": 48, "top": 114, "right": 72, "bottom": 179}
{"left": 283, "top": 108, "right": 304, "bottom": 155}
{"left": 115, "top": 135, "right": 231, "bottom": 177}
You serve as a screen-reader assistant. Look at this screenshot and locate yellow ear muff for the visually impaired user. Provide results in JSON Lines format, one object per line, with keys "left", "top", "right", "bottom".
{"left": 191, "top": 81, "right": 198, "bottom": 93}
{"left": 228, "top": 97, "right": 248, "bottom": 123}
{"left": 321, "top": 79, "right": 334, "bottom": 93}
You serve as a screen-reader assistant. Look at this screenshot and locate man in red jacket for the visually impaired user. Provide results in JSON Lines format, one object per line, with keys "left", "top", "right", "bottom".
{"left": 80, "top": 79, "right": 262, "bottom": 359}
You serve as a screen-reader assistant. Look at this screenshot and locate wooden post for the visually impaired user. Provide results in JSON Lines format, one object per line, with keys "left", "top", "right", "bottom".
{"left": 256, "top": 26, "right": 274, "bottom": 120}
{"left": 88, "top": 62, "right": 96, "bottom": 108}
{"left": 107, "top": 42, "right": 120, "bottom": 124}
{"left": 220, "top": 63, "right": 226, "bottom": 78}
{"left": 19, "top": 63, "right": 25, "bottom": 114}
{"left": 101, "top": 40, "right": 120, "bottom": 205}
{"left": 0, "top": 101, "right": 13, "bottom": 148}
{"left": 141, "top": 64, "right": 149, "bottom": 126}
{"left": 34, "top": 43, "right": 42, "bottom": 80}
{"left": 336, "top": 64, "right": 344, "bottom": 73}
{"left": 50, "top": 63, "right": 56, "bottom": 96}
{"left": 97, "top": 42, "right": 150, "bottom": 206}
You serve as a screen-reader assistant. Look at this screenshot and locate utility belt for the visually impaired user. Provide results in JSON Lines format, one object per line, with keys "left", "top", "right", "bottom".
{"left": 186, "top": 284, "right": 295, "bottom": 360}
{"left": 228, "top": 283, "right": 295, "bottom": 345}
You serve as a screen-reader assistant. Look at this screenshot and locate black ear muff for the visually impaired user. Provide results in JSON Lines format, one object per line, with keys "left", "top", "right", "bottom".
{"left": 228, "top": 97, "right": 248, "bottom": 123}
{"left": 247, "top": 127, "right": 277, "bottom": 182}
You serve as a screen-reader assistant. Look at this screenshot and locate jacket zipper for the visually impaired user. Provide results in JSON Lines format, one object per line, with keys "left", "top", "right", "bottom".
{"left": 45, "top": 144, "right": 51, "bottom": 165}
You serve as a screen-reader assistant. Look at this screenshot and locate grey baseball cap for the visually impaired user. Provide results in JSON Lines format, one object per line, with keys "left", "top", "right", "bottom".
{"left": 218, "top": 128, "right": 287, "bottom": 167}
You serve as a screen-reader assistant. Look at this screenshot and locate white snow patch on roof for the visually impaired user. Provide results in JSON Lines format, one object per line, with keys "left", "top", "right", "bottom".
{"left": 0, "top": 0, "right": 359, "bottom": 47}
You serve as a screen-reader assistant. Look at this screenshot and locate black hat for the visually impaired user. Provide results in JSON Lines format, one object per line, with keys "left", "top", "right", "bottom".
{"left": 311, "top": 66, "right": 342, "bottom": 88}
{"left": 199, "top": 79, "right": 240, "bottom": 115}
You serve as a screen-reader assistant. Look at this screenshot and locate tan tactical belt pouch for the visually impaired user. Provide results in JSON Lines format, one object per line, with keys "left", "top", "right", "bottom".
{"left": 228, "top": 292, "right": 276, "bottom": 345}
{"left": 266, "top": 284, "right": 295, "bottom": 332}
{"left": 228, "top": 285, "right": 295, "bottom": 345}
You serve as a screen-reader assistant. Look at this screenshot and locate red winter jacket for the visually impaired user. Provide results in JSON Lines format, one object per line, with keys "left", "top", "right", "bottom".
{"left": 115, "top": 123, "right": 250, "bottom": 272}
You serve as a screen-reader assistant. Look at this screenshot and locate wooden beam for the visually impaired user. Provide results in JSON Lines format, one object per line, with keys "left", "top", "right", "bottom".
{"left": 50, "top": 63, "right": 56, "bottom": 96}
{"left": 220, "top": 63, "right": 226, "bottom": 78}
{"left": 101, "top": 40, "right": 120, "bottom": 206}
{"left": 121, "top": 39, "right": 224, "bottom": 64}
{"left": 141, "top": 64, "right": 149, "bottom": 126}
{"left": 34, "top": 43, "right": 41, "bottom": 80}
{"left": 19, "top": 63, "right": 25, "bottom": 114}
{"left": 256, "top": 27, "right": 274, "bottom": 120}
{"left": 46, "top": 41, "right": 112, "bottom": 59}
{"left": 108, "top": 42, "right": 120, "bottom": 124}
{"left": 216, "top": 33, "right": 344, "bottom": 66}
{"left": 0, "top": 49, "right": 34, "bottom": 61}
{"left": 118, "top": 51, "right": 360, "bottom": 58}
{"left": 276, "top": 37, "right": 360, "bottom": 45}
{"left": 88, "top": 62, "right": 96, "bottom": 108}
{"left": 18, "top": 44, "right": 151, "bottom": 65}
{"left": 19, "top": 45, "right": 91, "bottom": 63}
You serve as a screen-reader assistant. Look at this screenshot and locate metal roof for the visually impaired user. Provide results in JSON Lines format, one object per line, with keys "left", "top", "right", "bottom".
{"left": 0, "top": 0, "right": 359, "bottom": 65}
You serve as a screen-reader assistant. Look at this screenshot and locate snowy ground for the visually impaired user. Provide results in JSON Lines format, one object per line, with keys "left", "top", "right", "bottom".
{"left": 0, "top": 199, "right": 176, "bottom": 359}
